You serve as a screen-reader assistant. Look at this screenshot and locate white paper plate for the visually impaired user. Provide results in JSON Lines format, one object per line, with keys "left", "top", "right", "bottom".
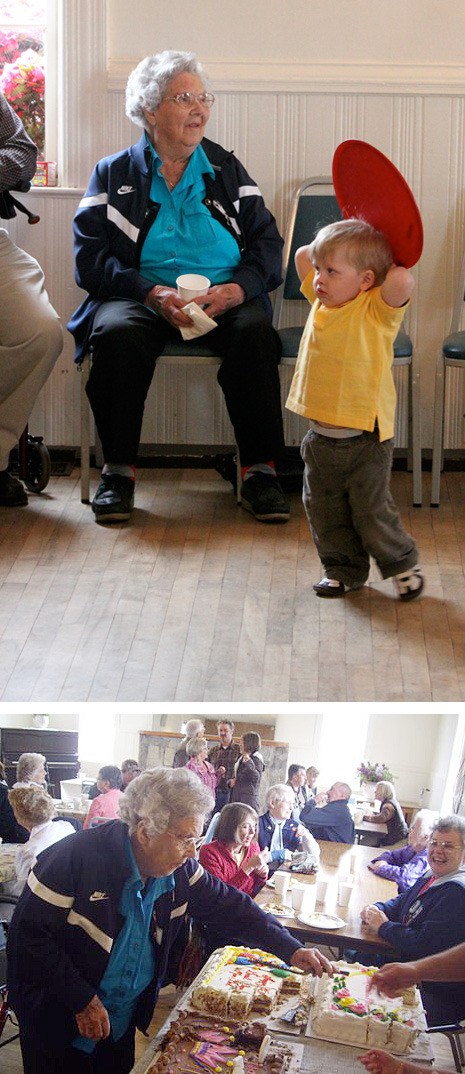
{"left": 297, "top": 911, "right": 345, "bottom": 929}
{"left": 261, "top": 902, "right": 295, "bottom": 917}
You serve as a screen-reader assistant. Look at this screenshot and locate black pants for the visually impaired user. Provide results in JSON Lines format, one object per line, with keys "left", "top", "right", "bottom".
{"left": 86, "top": 298, "right": 285, "bottom": 467}
{"left": 19, "top": 1023, "right": 136, "bottom": 1074}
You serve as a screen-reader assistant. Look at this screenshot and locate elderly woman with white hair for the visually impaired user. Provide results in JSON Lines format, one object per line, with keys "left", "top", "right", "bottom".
{"left": 16, "top": 752, "right": 47, "bottom": 786}
{"left": 6, "top": 783, "right": 75, "bottom": 897}
{"left": 7, "top": 766, "right": 333, "bottom": 1074}
{"left": 173, "top": 718, "right": 205, "bottom": 768}
{"left": 368, "top": 809, "right": 438, "bottom": 892}
{"left": 258, "top": 783, "right": 320, "bottom": 869}
{"left": 68, "top": 50, "right": 288, "bottom": 526}
{"left": 362, "top": 780, "right": 408, "bottom": 846}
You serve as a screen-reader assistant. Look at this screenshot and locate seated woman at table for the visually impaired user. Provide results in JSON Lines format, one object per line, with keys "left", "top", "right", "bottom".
{"left": 199, "top": 802, "right": 269, "bottom": 896}
{"left": 83, "top": 765, "right": 123, "bottom": 828}
{"left": 5, "top": 783, "right": 75, "bottom": 896}
{"left": 361, "top": 814, "right": 465, "bottom": 1026}
{"left": 368, "top": 809, "right": 438, "bottom": 892}
{"left": 258, "top": 783, "right": 320, "bottom": 869}
{"left": 362, "top": 780, "right": 408, "bottom": 846}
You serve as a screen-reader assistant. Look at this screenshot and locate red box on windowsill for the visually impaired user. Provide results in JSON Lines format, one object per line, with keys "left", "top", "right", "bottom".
{"left": 31, "top": 162, "right": 57, "bottom": 187}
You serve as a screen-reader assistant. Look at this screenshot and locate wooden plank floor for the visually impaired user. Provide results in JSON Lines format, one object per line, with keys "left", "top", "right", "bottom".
{"left": 0, "top": 466, "right": 464, "bottom": 701}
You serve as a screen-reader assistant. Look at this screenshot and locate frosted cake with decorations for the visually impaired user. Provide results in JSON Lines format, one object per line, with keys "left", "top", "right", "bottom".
{"left": 312, "top": 962, "right": 423, "bottom": 1052}
{"left": 191, "top": 946, "right": 302, "bottom": 1018}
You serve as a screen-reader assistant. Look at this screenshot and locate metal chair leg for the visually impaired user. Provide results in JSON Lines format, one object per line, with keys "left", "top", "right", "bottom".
{"left": 410, "top": 359, "right": 423, "bottom": 507}
{"left": 430, "top": 350, "right": 446, "bottom": 506}
{"left": 80, "top": 354, "right": 91, "bottom": 503}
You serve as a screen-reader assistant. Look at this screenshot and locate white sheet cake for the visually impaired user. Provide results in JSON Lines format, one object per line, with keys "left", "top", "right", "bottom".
{"left": 312, "top": 961, "right": 423, "bottom": 1052}
{"left": 191, "top": 946, "right": 301, "bottom": 1019}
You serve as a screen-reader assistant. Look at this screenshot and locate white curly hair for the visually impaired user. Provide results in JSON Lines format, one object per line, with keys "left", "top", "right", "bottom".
{"left": 125, "top": 51, "right": 209, "bottom": 131}
{"left": 118, "top": 766, "right": 214, "bottom": 836}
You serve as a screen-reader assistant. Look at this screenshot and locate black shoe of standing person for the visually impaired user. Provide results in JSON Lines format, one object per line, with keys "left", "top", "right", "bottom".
{"left": 240, "top": 472, "right": 290, "bottom": 522}
{"left": 0, "top": 470, "right": 28, "bottom": 506}
{"left": 91, "top": 473, "right": 135, "bottom": 523}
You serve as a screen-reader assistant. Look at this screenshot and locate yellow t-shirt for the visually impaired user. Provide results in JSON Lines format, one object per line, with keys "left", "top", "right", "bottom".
{"left": 285, "top": 271, "right": 408, "bottom": 441}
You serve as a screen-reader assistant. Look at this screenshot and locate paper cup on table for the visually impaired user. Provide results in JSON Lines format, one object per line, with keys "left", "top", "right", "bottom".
{"left": 350, "top": 849, "right": 358, "bottom": 873}
{"left": 354, "top": 809, "right": 364, "bottom": 824}
{"left": 315, "top": 878, "right": 328, "bottom": 903}
{"left": 176, "top": 273, "right": 210, "bottom": 301}
{"left": 274, "top": 871, "right": 290, "bottom": 901}
{"left": 291, "top": 883, "right": 307, "bottom": 911}
{"left": 337, "top": 879, "right": 353, "bottom": 907}
{"left": 300, "top": 886, "right": 317, "bottom": 916}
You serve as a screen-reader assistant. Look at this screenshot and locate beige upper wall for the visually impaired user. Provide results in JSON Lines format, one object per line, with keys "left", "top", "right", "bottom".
{"left": 107, "top": 0, "right": 465, "bottom": 66}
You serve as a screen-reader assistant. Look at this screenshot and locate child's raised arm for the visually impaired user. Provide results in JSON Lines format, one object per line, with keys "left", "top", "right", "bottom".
{"left": 294, "top": 244, "right": 313, "bottom": 283}
{"left": 381, "top": 265, "right": 415, "bottom": 308}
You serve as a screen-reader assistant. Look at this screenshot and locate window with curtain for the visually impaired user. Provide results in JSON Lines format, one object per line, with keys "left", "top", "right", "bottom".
{"left": 0, "top": 0, "right": 46, "bottom": 158}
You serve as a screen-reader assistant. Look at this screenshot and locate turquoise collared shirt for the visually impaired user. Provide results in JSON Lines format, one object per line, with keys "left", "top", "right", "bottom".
{"left": 140, "top": 140, "right": 241, "bottom": 286}
{"left": 73, "top": 835, "right": 174, "bottom": 1052}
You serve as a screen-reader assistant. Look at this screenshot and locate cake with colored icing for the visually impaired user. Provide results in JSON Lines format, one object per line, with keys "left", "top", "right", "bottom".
{"left": 312, "top": 962, "right": 423, "bottom": 1053}
{"left": 191, "top": 947, "right": 301, "bottom": 1018}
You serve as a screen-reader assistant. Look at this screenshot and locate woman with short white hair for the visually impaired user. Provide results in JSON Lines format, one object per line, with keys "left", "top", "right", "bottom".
{"left": 6, "top": 783, "right": 75, "bottom": 896}
{"left": 368, "top": 808, "right": 438, "bottom": 892}
{"left": 8, "top": 766, "right": 333, "bottom": 1074}
{"left": 16, "top": 752, "right": 47, "bottom": 786}
{"left": 258, "top": 783, "right": 320, "bottom": 868}
{"left": 173, "top": 719, "right": 205, "bottom": 768}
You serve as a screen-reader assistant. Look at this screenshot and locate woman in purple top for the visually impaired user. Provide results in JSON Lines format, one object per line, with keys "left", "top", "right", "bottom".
{"left": 368, "top": 808, "right": 438, "bottom": 892}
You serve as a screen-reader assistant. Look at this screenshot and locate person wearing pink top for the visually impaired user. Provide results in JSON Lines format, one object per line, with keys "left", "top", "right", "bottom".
{"left": 199, "top": 802, "right": 269, "bottom": 897}
{"left": 83, "top": 766, "right": 123, "bottom": 829}
{"left": 185, "top": 738, "right": 225, "bottom": 795}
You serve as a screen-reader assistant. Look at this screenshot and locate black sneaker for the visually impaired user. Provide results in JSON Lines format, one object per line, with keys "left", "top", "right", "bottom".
{"left": 0, "top": 470, "right": 28, "bottom": 506}
{"left": 240, "top": 472, "right": 290, "bottom": 522}
{"left": 313, "top": 577, "right": 365, "bottom": 597}
{"left": 91, "top": 474, "right": 135, "bottom": 523}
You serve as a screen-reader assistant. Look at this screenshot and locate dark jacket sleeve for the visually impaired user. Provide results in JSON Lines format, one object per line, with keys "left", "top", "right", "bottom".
{"left": 226, "top": 154, "right": 283, "bottom": 300}
{"left": 377, "top": 882, "right": 465, "bottom": 959}
{"left": 73, "top": 157, "right": 155, "bottom": 304}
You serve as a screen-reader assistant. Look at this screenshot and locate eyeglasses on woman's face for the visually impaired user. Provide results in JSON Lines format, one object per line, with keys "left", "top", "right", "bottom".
{"left": 428, "top": 836, "right": 463, "bottom": 852}
{"left": 162, "top": 92, "right": 215, "bottom": 109}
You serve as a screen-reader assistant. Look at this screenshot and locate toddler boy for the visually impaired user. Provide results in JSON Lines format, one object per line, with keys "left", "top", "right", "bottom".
{"left": 286, "top": 218, "right": 423, "bottom": 600}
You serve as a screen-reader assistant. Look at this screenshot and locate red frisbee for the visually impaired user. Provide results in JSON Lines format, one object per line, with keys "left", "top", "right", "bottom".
{"left": 332, "top": 139, "right": 423, "bottom": 268}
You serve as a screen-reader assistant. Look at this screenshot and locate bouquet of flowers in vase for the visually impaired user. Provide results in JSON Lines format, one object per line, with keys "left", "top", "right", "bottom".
{"left": 0, "top": 43, "right": 45, "bottom": 156}
{"left": 356, "top": 760, "right": 394, "bottom": 784}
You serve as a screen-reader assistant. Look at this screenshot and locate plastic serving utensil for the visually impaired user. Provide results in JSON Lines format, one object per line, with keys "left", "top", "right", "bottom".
{"left": 332, "top": 139, "right": 423, "bottom": 268}
{"left": 233, "top": 955, "right": 304, "bottom": 976}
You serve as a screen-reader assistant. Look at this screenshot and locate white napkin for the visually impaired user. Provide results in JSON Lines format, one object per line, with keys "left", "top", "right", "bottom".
{"left": 179, "top": 301, "right": 217, "bottom": 340}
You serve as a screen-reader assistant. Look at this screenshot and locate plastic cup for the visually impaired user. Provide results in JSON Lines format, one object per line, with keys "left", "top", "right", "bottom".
{"left": 337, "top": 879, "right": 353, "bottom": 907}
{"left": 300, "top": 886, "right": 317, "bottom": 916}
{"left": 73, "top": 797, "right": 81, "bottom": 810}
{"left": 350, "top": 849, "right": 358, "bottom": 873}
{"left": 316, "top": 878, "right": 328, "bottom": 903}
{"left": 291, "top": 884, "right": 307, "bottom": 911}
{"left": 176, "top": 274, "right": 211, "bottom": 302}
{"left": 274, "top": 872, "right": 290, "bottom": 901}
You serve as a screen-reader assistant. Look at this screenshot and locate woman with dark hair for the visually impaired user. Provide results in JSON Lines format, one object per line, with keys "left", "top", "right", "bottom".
{"left": 199, "top": 802, "right": 268, "bottom": 896}
{"left": 83, "top": 766, "right": 123, "bottom": 829}
{"left": 229, "top": 733, "right": 264, "bottom": 812}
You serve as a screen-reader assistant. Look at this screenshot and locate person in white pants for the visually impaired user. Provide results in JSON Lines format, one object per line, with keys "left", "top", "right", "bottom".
{"left": 0, "top": 92, "right": 62, "bottom": 507}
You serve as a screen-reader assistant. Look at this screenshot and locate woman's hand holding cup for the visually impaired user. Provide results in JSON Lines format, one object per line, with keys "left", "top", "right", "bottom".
{"left": 145, "top": 284, "right": 194, "bottom": 327}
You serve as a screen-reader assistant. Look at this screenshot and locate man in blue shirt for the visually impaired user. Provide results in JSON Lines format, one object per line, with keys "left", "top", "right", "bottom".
{"left": 300, "top": 781, "right": 355, "bottom": 844}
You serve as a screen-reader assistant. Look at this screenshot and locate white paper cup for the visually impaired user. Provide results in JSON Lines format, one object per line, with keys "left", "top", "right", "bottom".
{"left": 316, "top": 878, "right": 328, "bottom": 902}
{"left": 291, "top": 883, "right": 307, "bottom": 911}
{"left": 300, "top": 886, "right": 317, "bottom": 916}
{"left": 337, "top": 879, "right": 353, "bottom": 907}
{"left": 176, "top": 273, "right": 210, "bottom": 301}
{"left": 354, "top": 809, "right": 364, "bottom": 824}
{"left": 350, "top": 849, "right": 358, "bottom": 873}
{"left": 73, "top": 797, "right": 81, "bottom": 810}
{"left": 274, "top": 872, "right": 290, "bottom": 901}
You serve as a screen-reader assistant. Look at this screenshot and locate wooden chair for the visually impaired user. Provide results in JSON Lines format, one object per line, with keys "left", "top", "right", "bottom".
{"left": 272, "top": 176, "right": 423, "bottom": 506}
{"left": 430, "top": 248, "right": 465, "bottom": 506}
